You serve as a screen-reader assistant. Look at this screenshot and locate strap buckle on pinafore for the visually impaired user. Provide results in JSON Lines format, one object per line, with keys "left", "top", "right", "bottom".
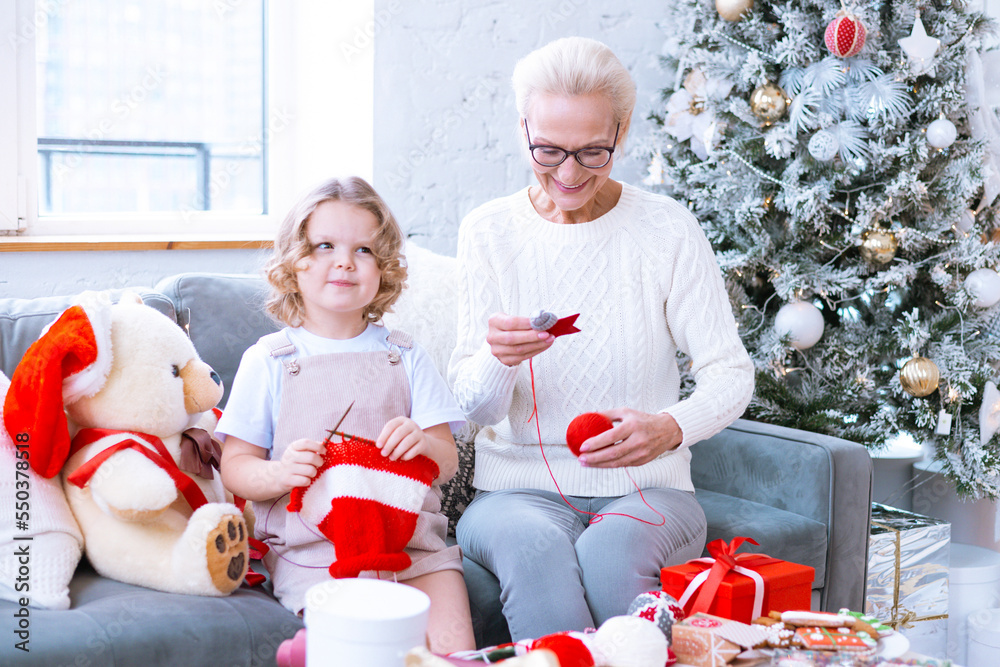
{"left": 260, "top": 328, "right": 413, "bottom": 376}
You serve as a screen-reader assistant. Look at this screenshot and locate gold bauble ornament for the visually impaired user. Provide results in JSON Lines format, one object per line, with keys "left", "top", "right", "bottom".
{"left": 749, "top": 82, "right": 788, "bottom": 124}
{"left": 859, "top": 229, "right": 898, "bottom": 265}
{"left": 716, "top": 0, "right": 754, "bottom": 22}
{"left": 900, "top": 357, "right": 940, "bottom": 397}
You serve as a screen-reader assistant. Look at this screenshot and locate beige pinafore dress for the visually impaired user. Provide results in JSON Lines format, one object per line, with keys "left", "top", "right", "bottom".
{"left": 253, "top": 327, "right": 462, "bottom": 614}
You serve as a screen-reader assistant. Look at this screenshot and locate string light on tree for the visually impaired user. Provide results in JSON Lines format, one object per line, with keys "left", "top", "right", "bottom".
{"left": 859, "top": 228, "right": 898, "bottom": 265}
{"left": 774, "top": 301, "right": 825, "bottom": 350}
{"left": 926, "top": 116, "right": 958, "bottom": 149}
{"left": 715, "top": 0, "right": 754, "bottom": 23}
{"left": 899, "top": 357, "right": 940, "bottom": 397}
{"left": 964, "top": 268, "right": 1000, "bottom": 308}
{"left": 825, "top": 8, "right": 867, "bottom": 58}
{"left": 750, "top": 81, "right": 789, "bottom": 124}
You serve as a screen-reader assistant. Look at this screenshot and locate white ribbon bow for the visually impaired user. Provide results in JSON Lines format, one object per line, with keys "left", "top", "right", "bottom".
{"left": 676, "top": 557, "right": 766, "bottom": 621}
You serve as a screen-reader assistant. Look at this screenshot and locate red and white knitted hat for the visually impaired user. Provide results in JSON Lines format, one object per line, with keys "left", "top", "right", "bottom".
{"left": 287, "top": 433, "right": 439, "bottom": 578}
{"left": 2, "top": 294, "right": 113, "bottom": 479}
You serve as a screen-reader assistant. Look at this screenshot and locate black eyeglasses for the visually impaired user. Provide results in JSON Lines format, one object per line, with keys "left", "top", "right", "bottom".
{"left": 524, "top": 119, "right": 619, "bottom": 168}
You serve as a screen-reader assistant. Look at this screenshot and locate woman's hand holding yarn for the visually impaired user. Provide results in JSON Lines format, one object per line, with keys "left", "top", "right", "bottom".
{"left": 576, "top": 409, "right": 683, "bottom": 468}
{"left": 487, "top": 312, "right": 555, "bottom": 366}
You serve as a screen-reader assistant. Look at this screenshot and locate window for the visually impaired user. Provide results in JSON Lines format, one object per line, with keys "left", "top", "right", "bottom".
{"left": 36, "top": 1, "right": 266, "bottom": 217}
{"left": 2, "top": 0, "right": 375, "bottom": 243}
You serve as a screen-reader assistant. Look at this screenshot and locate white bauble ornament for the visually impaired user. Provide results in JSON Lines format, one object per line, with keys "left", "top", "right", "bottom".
{"left": 965, "top": 268, "right": 1000, "bottom": 308}
{"left": 591, "top": 615, "right": 668, "bottom": 667}
{"left": 774, "top": 301, "right": 825, "bottom": 350}
{"left": 808, "top": 130, "right": 839, "bottom": 162}
{"left": 926, "top": 117, "right": 957, "bottom": 149}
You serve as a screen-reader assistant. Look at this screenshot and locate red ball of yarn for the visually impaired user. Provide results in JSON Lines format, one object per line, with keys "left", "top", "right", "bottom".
{"left": 530, "top": 632, "right": 595, "bottom": 667}
{"left": 566, "top": 412, "right": 614, "bottom": 457}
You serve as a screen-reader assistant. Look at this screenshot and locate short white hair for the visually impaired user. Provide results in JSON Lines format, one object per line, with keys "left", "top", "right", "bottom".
{"left": 512, "top": 37, "right": 636, "bottom": 150}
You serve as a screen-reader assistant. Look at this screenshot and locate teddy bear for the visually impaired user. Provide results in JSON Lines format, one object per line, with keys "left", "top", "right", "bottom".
{"left": 2, "top": 291, "right": 249, "bottom": 601}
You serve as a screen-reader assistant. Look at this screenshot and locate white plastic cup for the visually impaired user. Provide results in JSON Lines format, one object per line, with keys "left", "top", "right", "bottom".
{"left": 304, "top": 578, "right": 430, "bottom": 667}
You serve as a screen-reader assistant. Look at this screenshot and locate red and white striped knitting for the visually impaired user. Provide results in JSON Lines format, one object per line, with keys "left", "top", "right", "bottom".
{"left": 287, "top": 434, "right": 439, "bottom": 578}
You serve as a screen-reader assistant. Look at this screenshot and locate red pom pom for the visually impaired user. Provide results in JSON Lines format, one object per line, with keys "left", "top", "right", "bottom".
{"left": 530, "top": 633, "right": 595, "bottom": 667}
{"left": 566, "top": 412, "right": 613, "bottom": 457}
{"left": 824, "top": 10, "right": 866, "bottom": 58}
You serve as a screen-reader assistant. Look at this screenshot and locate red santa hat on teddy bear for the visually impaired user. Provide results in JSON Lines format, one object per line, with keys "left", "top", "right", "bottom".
{"left": 3, "top": 293, "right": 114, "bottom": 479}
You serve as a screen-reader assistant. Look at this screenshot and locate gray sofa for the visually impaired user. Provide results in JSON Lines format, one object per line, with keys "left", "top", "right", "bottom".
{"left": 0, "top": 243, "right": 873, "bottom": 663}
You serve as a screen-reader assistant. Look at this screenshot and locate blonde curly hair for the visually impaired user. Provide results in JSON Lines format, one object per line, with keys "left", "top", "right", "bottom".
{"left": 264, "top": 177, "right": 407, "bottom": 327}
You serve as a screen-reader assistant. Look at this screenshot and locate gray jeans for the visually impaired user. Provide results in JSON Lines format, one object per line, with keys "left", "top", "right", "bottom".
{"left": 456, "top": 487, "right": 707, "bottom": 641}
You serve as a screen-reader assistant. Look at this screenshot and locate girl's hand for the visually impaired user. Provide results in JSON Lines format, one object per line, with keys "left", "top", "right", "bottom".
{"left": 487, "top": 313, "right": 555, "bottom": 366}
{"left": 377, "top": 417, "right": 429, "bottom": 461}
{"left": 576, "top": 409, "right": 683, "bottom": 468}
{"left": 277, "top": 437, "right": 326, "bottom": 489}
{"left": 376, "top": 421, "right": 459, "bottom": 483}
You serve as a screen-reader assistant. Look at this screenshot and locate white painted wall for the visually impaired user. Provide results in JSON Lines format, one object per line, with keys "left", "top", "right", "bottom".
{"left": 0, "top": 248, "right": 271, "bottom": 299}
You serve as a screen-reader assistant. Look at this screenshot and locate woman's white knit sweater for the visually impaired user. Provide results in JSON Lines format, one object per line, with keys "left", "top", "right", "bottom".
{"left": 447, "top": 182, "right": 754, "bottom": 496}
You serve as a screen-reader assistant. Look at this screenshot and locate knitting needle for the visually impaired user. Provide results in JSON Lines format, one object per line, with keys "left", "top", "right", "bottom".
{"left": 323, "top": 401, "right": 355, "bottom": 443}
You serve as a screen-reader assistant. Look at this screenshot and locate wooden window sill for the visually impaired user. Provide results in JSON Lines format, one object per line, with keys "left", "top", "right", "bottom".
{"left": 0, "top": 234, "right": 273, "bottom": 252}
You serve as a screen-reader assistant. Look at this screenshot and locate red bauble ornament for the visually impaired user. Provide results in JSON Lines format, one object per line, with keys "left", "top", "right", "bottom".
{"left": 566, "top": 412, "right": 614, "bottom": 457}
{"left": 530, "top": 633, "right": 596, "bottom": 667}
{"left": 824, "top": 10, "right": 866, "bottom": 58}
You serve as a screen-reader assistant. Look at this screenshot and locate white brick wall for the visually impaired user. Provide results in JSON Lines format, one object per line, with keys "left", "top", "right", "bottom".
{"left": 372, "top": 0, "right": 667, "bottom": 255}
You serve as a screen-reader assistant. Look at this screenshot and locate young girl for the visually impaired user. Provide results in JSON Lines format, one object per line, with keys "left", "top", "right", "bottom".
{"left": 218, "top": 176, "right": 475, "bottom": 653}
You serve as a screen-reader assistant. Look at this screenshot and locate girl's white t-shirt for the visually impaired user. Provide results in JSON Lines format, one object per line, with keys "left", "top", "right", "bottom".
{"left": 216, "top": 323, "right": 466, "bottom": 454}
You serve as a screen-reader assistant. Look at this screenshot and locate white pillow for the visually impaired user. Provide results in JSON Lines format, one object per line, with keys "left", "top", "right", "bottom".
{"left": 0, "top": 371, "right": 83, "bottom": 610}
{"left": 384, "top": 241, "right": 460, "bottom": 381}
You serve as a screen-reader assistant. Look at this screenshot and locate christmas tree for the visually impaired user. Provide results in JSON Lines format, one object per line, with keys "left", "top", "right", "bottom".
{"left": 643, "top": 0, "right": 1000, "bottom": 499}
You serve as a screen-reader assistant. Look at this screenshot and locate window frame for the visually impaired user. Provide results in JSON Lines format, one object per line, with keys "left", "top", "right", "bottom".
{"left": 1, "top": 0, "right": 374, "bottom": 246}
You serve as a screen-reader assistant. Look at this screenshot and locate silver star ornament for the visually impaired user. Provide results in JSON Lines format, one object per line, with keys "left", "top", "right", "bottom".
{"left": 898, "top": 12, "right": 940, "bottom": 76}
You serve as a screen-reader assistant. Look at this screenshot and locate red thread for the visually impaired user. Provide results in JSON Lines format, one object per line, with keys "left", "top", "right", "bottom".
{"left": 527, "top": 359, "right": 666, "bottom": 527}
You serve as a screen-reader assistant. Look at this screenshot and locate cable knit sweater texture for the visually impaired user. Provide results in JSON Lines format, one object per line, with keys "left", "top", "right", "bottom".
{"left": 447, "top": 182, "right": 754, "bottom": 496}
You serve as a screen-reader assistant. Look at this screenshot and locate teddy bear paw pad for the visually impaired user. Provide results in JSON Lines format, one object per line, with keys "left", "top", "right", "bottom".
{"left": 206, "top": 514, "right": 249, "bottom": 593}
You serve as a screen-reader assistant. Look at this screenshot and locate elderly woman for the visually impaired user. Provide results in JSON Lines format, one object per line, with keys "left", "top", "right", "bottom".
{"left": 447, "top": 37, "right": 754, "bottom": 641}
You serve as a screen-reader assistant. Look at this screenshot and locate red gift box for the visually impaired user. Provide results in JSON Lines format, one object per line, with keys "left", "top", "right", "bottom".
{"left": 660, "top": 537, "right": 815, "bottom": 624}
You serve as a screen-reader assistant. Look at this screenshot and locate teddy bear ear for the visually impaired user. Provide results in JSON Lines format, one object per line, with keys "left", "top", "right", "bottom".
{"left": 117, "top": 290, "right": 143, "bottom": 306}
{"left": 2, "top": 299, "right": 113, "bottom": 479}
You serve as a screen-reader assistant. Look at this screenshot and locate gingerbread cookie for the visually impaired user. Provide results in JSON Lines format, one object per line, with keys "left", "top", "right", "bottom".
{"left": 752, "top": 615, "right": 780, "bottom": 627}
{"left": 793, "top": 626, "right": 877, "bottom": 652}
{"left": 760, "top": 621, "right": 794, "bottom": 648}
{"left": 780, "top": 610, "right": 855, "bottom": 628}
{"left": 837, "top": 608, "right": 894, "bottom": 637}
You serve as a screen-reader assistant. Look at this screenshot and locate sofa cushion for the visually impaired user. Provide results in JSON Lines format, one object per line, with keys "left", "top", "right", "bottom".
{"left": 0, "top": 290, "right": 174, "bottom": 381}
{"left": 155, "top": 273, "right": 278, "bottom": 408}
{"left": 384, "top": 241, "right": 461, "bottom": 378}
{"left": 0, "top": 560, "right": 302, "bottom": 666}
{"left": 695, "top": 488, "right": 827, "bottom": 588}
